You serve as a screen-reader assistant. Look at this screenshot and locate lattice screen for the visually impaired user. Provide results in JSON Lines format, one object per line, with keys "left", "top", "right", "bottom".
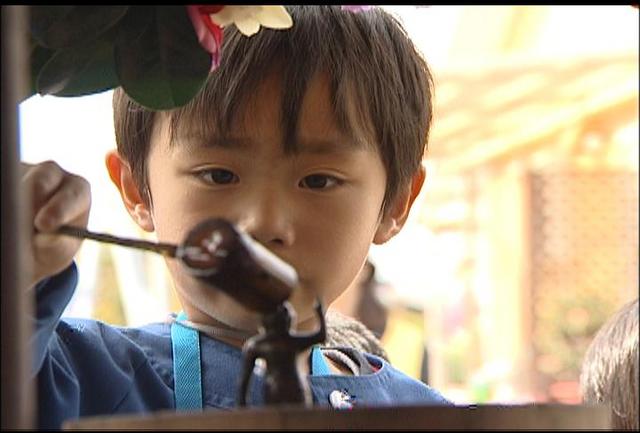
{"left": 528, "top": 170, "right": 638, "bottom": 395}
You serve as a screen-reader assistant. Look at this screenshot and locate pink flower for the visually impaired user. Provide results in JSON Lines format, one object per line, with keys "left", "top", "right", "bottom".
{"left": 341, "top": 6, "right": 374, "bottom": 13}
{"left": 187, "top": 5, "right": 225, "bottom": 71}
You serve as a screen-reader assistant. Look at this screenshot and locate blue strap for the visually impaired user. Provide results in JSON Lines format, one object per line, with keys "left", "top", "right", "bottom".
{"left": 171, "top": 311, "right": 203, "bottom": 410}
{"left": 311, "top": 345, "right": 333, "bottom": 376}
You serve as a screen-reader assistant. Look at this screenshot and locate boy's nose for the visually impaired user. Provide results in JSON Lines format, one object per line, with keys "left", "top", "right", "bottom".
{"left": 235, "top": 191, "right": 295, "bottom": 248}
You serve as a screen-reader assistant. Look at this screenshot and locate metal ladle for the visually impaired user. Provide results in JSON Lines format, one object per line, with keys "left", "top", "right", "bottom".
{"left": 57, "top": 218, "right": 297, "bottom": 313}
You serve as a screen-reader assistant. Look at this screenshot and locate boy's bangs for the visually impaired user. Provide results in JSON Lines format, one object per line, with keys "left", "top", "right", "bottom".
{"left": 168, "top": 6, "right": 380, "bottom": 153}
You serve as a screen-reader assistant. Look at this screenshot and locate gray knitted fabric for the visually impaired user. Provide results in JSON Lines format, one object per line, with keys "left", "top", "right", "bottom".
{"left": 323, "top": 310, "right": 389, "bottom": 362}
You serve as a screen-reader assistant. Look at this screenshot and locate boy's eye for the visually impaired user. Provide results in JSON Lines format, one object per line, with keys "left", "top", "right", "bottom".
{"left": 197, "top": 168, "right": 239, "bottom": 185}
{"left": 299, "top": 174, "right": 340, "bottom": 190}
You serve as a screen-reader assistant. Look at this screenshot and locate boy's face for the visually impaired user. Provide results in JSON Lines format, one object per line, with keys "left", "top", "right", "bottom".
{"left": 141, "top": 72, "right": 398, "bottom": 330}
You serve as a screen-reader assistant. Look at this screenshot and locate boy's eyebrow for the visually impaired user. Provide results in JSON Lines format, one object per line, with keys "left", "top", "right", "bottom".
{"left": 295, "top": 137, "right": 366, "bottom": 154}
{"left": 179, "top": 135, "right": 252, "bottom": 149}
{"left": 180, "top": 133, "right": 368, "bottom": 153}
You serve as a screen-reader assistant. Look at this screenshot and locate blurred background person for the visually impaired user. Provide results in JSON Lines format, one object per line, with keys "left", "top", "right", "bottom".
{"left": 330, "top": 259, "right": 390, "bottom": 340}
{"left": 580, "top": 298, "right": 639, "bottom": 430}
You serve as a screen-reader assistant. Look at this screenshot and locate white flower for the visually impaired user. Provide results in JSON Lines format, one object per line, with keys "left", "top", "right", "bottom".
{"left": 210, "top": 6, "right": 293, "bottom": 37}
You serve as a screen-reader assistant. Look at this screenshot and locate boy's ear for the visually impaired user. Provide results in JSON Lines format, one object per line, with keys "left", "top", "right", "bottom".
{"left": 105, "top": 150, "right": 155, "bottom": 232}
{"left": 373, "top": 164, "right": 426, "bottom": 245}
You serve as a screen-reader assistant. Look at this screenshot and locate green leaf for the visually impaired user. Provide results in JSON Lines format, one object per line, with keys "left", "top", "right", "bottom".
{"left": 36, "top": 36, "right": 119, "bottom": 97}
{"left": 30, "top": 6, "right": 129, "bottom": 50}
{"left": 114, "top": 6, "right": 211, "bottom": 110}
{"left": 28, "top": 42, "right": 56, "bottom": 99}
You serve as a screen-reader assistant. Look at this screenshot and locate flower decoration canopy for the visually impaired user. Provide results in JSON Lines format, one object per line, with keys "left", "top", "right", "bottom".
{"left": 27, "top": 5, "right": 372, "bottom": 111}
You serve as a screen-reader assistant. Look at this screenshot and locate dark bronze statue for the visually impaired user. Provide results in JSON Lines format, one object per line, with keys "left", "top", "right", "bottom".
{"left": 178, "top": 218, "right": 298, "bottom": 314}
{"left": 179, "top": 218, "right": 326, "bottom": 406}
{"left": 238, "top": 301, "right": 326, "bottom": 406}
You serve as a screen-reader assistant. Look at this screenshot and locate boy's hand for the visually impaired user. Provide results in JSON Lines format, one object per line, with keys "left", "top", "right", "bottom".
{"left": 21, "top": 161, "right": 91, "bottom": 289}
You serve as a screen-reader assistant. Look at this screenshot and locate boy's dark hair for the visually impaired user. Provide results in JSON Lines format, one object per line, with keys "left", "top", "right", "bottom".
{"left": 113, "top": 6, "right": 434, "bottom": 210}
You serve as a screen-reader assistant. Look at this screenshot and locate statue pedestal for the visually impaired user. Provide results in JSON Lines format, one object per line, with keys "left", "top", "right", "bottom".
{"left": 64, "top": 404, "right": 610, "bottom": 430}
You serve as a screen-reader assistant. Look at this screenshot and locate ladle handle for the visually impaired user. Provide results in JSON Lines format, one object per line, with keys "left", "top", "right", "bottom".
{"left": 56, "top": 225, "right": 178, "bottom": 257}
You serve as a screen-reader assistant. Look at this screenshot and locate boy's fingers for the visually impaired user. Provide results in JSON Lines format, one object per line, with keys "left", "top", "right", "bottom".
{"left": 34, "top": 173, "right": 91, "bottom": 233}
{"left": 21, "top": 160, "right": 66, "bottom": 216}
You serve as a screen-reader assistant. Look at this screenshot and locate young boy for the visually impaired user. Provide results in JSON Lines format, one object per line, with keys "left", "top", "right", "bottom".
{"left": 24, "top": 6, "right": 450, "bottom": 430}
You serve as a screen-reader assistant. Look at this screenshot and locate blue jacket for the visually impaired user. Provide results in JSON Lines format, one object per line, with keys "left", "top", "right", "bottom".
{"left": 33, "top": 263, "right": 450, "bottom": 430}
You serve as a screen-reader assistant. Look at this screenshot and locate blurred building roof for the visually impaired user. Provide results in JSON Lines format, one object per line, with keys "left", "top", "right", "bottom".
{"left": 428, "top": 52, "right": 639, "bottom": 173}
